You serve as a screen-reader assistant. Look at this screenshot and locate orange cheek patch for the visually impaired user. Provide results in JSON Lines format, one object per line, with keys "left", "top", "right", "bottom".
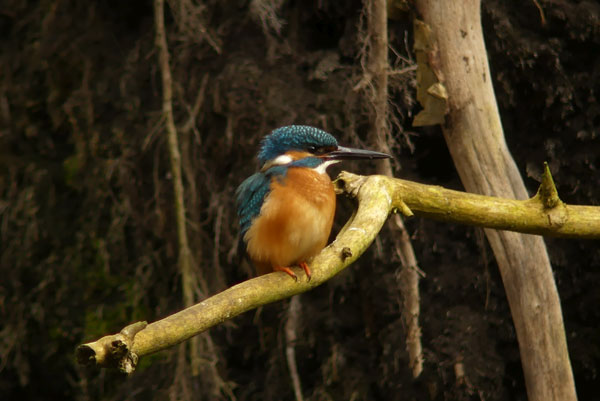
{"left": 284, "top": 150, "right": 313, "bottom": 161}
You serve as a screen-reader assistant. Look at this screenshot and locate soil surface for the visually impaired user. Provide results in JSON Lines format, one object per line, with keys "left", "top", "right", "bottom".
{"left": 1, "top": 1, "right": 598, "bottom": 400}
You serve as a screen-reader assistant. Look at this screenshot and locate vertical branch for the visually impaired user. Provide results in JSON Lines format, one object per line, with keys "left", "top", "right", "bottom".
{"left": 154, "top": 5, "right": 233, "bottom": 398}
{"left": 154, "top": 0, "right": 200, "bottom": 374}
{"left": 413, "top": 1, "right": 576, "bottom": 400}
{"left": 391, "top": 219, "right": 423, "bottom": 378}
{"left": 363, "top": 0, "right": 424, "bottom": 378}
{"left": 285, "top": 296, "right": 304, "bottom": 401}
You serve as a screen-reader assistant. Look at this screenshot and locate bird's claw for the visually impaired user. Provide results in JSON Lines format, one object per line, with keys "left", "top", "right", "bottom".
{"left": 274, "top": 266, "right": 298, "bottom": 281}
{"left": 299, "top": 262, "right": 312, "bottom": 282}
{"left": 274, "top": 263, "right": 311, "bottom": 282}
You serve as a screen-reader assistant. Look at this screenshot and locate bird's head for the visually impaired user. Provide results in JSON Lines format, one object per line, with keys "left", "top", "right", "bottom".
{"left": 258, "top": 125, "right": 391, "bottom": 171}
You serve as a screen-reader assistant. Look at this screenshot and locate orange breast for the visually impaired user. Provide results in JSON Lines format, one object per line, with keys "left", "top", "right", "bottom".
{"left": 244, "top": 167, "right": 336, "bottom": 274}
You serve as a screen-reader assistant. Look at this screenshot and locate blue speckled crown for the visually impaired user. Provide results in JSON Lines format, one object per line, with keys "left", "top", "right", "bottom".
{"left": 257, "top": 125, "right": 338, "bottom": 165}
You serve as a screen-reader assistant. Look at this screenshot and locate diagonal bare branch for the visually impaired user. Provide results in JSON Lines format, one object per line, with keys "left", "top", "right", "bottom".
{"left": 76, "top": 169, "right": 600, "bottom": 372}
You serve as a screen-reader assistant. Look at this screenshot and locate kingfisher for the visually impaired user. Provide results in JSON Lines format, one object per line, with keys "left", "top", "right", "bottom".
{"left": 236, "top": 125, "right": 391, "bottom": 280}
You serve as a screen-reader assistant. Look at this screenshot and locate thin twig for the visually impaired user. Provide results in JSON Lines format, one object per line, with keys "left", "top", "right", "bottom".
{"left": 285, "top": 296, "right": 304, "bottom": 401}
{"left": 154, "top": 0, "right": 200, "bottom": 376}
{"left": 531, "top": 0, "right": 547, "bottom": 26}
{"left": 388, "top": 64, "right": 418, "bottom": 75}
{"left": 181, "top": 73, "right": 209, "bottom": 134}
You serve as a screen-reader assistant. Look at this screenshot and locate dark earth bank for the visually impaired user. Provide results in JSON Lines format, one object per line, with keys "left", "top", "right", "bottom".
{"left": 0, "top": 0, "right": 598, "bottom": 400}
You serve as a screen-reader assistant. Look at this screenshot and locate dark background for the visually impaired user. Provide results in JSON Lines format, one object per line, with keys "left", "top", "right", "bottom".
{"left": 1, "top": 1, "right": 599, "bottom": 400}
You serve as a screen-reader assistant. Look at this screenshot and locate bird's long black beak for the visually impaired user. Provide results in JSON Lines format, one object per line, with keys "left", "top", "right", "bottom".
{"left": 325, "top": 145, "right": 391, "bottom": 161}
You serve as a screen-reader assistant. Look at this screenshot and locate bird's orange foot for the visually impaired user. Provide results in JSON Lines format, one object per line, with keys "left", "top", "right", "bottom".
{"left": 273, "top": 266, "right": 298, "bottom": 281}
{"left": 273, "top": 263, "right": 311, "bottom": 281}
{"left": 299, "top": 261, "right": 311, "bottom": 281}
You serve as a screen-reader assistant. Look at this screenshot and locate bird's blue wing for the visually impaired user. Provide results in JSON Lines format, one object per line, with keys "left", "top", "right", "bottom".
{"left": 236, "top": 172, "right": 270, "bottom": 238}
{"left": 235, "top": 166, "right": 287, "bottom": 239}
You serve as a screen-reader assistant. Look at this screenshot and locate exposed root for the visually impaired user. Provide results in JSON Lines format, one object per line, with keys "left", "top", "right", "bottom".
{"left": 358, "top": 0, "right": 423, "bottom": 378}
{"left": 285, "top": 296, "right": 304, "bottom": 401}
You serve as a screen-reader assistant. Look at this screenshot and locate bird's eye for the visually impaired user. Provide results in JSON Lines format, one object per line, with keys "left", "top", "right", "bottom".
{"left": 308, "top": 145, "right": 335, "bottom": 155}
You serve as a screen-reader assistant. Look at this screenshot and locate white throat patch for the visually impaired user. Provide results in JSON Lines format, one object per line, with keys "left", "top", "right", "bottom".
{"left": 313, "top": 160, "right": 340, "bottom": 175}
